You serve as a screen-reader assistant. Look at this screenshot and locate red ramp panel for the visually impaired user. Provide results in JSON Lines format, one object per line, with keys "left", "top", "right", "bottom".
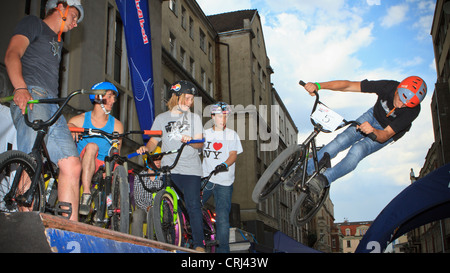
{"left": 0, "top": 212, "right": 196, "bottom": 253}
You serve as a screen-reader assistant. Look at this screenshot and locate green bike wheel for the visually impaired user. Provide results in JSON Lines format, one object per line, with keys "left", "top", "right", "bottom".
{"left": 153, "top": 190, "right": 182, "bottom": 246}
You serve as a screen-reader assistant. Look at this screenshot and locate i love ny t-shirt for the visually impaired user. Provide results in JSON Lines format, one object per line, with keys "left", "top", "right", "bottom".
{"left": 202, "top": 128, "right": 243, "bottom": 186}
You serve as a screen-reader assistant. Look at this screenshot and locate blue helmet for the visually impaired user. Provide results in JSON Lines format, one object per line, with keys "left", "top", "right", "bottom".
{"left": 89, "top": 82, "right": 118, "bottom": 104}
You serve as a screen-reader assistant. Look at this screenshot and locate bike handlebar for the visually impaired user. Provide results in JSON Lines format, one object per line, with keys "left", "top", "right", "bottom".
{"left": 128, "top": 139, "right": 205, "bottom": 173}
{"left": 69, "top": 127, "right": 162, "bottom": 139}
{"left": 20, "top": 89, "right": 107, "bottom": 131}
{"left": 299, "top": 80, "right": 377, "bottom": 141}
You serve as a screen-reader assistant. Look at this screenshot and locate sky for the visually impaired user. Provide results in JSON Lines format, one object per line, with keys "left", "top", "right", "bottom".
{"left": 197, "top": 0, "right": 437, "bottom": 223}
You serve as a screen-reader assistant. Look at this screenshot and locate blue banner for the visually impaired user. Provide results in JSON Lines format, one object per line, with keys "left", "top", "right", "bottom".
{"left": 355, "top": 163, "right": 450, "bottom": 253}
{"left": 116, "top": 0, "right": 155, "bottom": 141}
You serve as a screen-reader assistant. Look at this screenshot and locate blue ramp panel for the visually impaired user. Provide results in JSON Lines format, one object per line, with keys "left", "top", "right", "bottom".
{"left": 356, "top": 163, "right": 450, "bottom": 253}
{"left": 46, "top": 228, "right": 170, "bottom": 253}
{"left": 0, "top": 212, "right": 194, "bottom": 253}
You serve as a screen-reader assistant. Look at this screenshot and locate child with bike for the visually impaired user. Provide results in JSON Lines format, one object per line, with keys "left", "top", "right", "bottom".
{"left": 136, "top": 80, "right": 205, "bottom": 252}
{"left": 297, "top": 77, "right": 427, "bottom": 190}
{"left": 202, "top": 102, "right": 243, "bottom": 253}
{"left": 131, "top": 147, "right": 163, "bottom": 237}
{"left": 5, "top": 0, "right": 84, "bottom": 221}
{"left": 67, "top": 82, "right": 124, "bottom": 215}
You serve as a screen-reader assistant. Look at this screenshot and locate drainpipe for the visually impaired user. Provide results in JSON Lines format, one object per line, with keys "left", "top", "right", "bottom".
{"left": 218, "top": 41, "right": 232, "bottom": 105}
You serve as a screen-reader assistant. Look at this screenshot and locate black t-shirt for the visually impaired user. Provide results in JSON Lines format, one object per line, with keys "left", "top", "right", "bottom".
{"left": 13, "top": 15, "right": 62, "bottom": 98}
{"left": 361, "top": 79, "right": 420, "bottom": 141}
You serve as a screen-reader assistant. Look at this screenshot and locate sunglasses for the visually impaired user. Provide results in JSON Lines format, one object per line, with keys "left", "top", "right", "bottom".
{"left": 149, "top": 154, "right": 163, "bottom": 161}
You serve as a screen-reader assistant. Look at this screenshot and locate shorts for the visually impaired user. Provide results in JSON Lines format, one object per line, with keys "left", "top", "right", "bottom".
{"left": 10, "top": 86, "right": 79, "bottom": 165}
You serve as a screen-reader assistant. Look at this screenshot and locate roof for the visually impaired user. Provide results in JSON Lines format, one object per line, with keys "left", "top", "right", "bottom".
{"left": 207, "top": 9, "right": 257, "bottom": 33}
{"left": 337, "top": 221, "right": 373, "bottom": 237}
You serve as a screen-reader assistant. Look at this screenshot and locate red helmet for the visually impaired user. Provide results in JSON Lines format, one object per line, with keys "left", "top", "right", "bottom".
{"left": 397, "top": 76, "right": 427, "bottom": 108}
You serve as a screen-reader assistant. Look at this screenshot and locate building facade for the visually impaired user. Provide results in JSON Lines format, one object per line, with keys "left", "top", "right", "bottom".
{"left": 405, "top": 0, "right": 450, "bottom": 253}
{"left": 336, "top": 221, "right": 372, "bottom": 253}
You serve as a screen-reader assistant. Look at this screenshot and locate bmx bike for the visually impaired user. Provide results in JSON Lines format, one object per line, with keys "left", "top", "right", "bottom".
{"left": 0, "top": 89, "right": 106, "bottom": 218}
{"left": 129, "top": 140, "right": 219, "bottom": 252}
{"left": 252, "top": 80, "right": 376, "bottom": 227}
{"left": 69, "top": 127, "right": 161, "bottom": 233}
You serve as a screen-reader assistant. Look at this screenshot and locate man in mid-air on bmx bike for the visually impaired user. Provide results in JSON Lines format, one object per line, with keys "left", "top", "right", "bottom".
{"left": 285, "top": 76, "right": 427, "bottom": 191}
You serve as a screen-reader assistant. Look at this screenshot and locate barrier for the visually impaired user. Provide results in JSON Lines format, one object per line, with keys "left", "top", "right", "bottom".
{"left": 0, "top": 212, "right": 197, "bottom": 253}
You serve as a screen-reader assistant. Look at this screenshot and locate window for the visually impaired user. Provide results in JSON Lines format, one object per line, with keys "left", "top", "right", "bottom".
{"left": 208, "top": 43, "right": 213, "bottom": 63}
{"left": 360, "top": 228, "right": 367, "bottom": 236}
{"left": 201, "top": 68, "right": 206, "bottom": 89}
{"left": 106, "top": 5, "right": 127, "bottom": 87}
{"left": 169, "top": 0, "right": 177, "bottom": 15}
{"left": 258, "top": 63, "right": 262, "bottom": 82}
{"left": 189, "top": 58, "right": 195, "bottom": 78}
{"left": 208, "top": 79, "right": 213, "bottom": 97}
{"left": 180, "top": 47, "right": 186, "bottom": 69}
{"left": 181, "top": 6, "right": 186, "bottom": 29}
{"left": 189, "top": 17, "right": 194, "bottom": 39}
{"left": 257, "top": 28, "right": 261, "bottom": 47}
{"left": 162, "top": 80, "right": 171, "bottom": 111}
{"left": 199, "top": 29, "right": 206, "bottom": 52}
{"left": 169, "top": 32, "right": 176, "bottom": 58}
{"left": 114, "top": 11, "right": 123, "bottom": 83}
{"left": 345, "top": 228, "right": 351, "bottom": 236}
{"left": 262, "top": 72, "right": 266, "bottom": 90}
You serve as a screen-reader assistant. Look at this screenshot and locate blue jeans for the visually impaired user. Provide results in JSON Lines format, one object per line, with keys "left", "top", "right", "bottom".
{"left": 171, "top": 174, "right": 205, "bottom": 249}
{"left": 10, "top": 86, "right": 78, "bottom": 164}
{"left": 202, "top": 182, "right": 233, "bottom": 253}
{"left": 307, "top": 107, "right": 393, "bottom": 183}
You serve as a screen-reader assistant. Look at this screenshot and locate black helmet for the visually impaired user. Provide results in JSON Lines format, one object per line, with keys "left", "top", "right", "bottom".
{"left": 170, "top": 80, "right": 198, "bottom": 96}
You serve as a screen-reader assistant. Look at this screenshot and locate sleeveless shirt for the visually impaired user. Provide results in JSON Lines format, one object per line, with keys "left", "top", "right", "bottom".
{"left": 76, "top": 111, "right": 116, "bottom": 161}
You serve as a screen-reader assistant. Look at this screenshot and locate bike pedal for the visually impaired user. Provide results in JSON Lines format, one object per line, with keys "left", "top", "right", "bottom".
{"left": 48, "top": 202, "right": 73, "bottom": 219}
{"left": 206, "top": 240, "right": 219, "bottom": 247}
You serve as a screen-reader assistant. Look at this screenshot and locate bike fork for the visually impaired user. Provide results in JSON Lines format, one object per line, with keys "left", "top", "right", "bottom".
{"left": 3, "top": 165, "right": 24, "bottom": 210}
{"left": 16, "top": 157, "right": 42, "bottom": 207}
{"left": 301, "top": 152, "right": 331, "bottom": 192}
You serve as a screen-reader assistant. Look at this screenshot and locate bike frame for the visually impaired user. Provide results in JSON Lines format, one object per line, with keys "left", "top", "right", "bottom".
{"left": 3, "top": 89, "right": 106, "bottom": 217}
{"left": 129, "top": 140, "right": 215, "bottom": 246}
{"left": 69, "top": 127, "right": 162, "bottom": 224}
{"left": 130, "top": 140, "right": 204, "bottom": 225}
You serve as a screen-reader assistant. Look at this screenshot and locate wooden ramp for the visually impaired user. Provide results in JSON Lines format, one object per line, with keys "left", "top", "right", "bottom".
{"left": 0, "top": 212, "right": 197, "bottom": 253}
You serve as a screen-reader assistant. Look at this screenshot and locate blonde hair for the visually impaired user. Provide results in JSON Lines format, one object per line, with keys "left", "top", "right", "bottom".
{"left": 166, "top": 93, "right": 191, "bottom": 110}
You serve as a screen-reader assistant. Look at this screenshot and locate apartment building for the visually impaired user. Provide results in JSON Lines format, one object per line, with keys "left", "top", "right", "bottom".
{"left": 160, "top": 0, "right": 216, "bottom": 112}
{"left": 406, "top": 0, "right": 450, "bottom": 253}
{"left": 336, "top": 221, "right": 372, "bottom": 253}
{"left": 207, "top": 10, "right": 303, "bottom": 245}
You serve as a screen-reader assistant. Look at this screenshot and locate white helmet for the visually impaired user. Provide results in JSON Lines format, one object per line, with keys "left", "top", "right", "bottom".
{"left": 45, "top": 0, "right": 84, "bottom": 23}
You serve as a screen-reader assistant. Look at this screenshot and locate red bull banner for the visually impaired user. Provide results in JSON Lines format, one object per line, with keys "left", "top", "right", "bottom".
{"left": 116, "top": 0, "right": 155, "bottom": 140}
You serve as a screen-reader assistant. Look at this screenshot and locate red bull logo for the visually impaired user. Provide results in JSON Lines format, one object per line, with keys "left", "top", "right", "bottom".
{"left": 171, "top": 83, "right": 182, "bottom": 92}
